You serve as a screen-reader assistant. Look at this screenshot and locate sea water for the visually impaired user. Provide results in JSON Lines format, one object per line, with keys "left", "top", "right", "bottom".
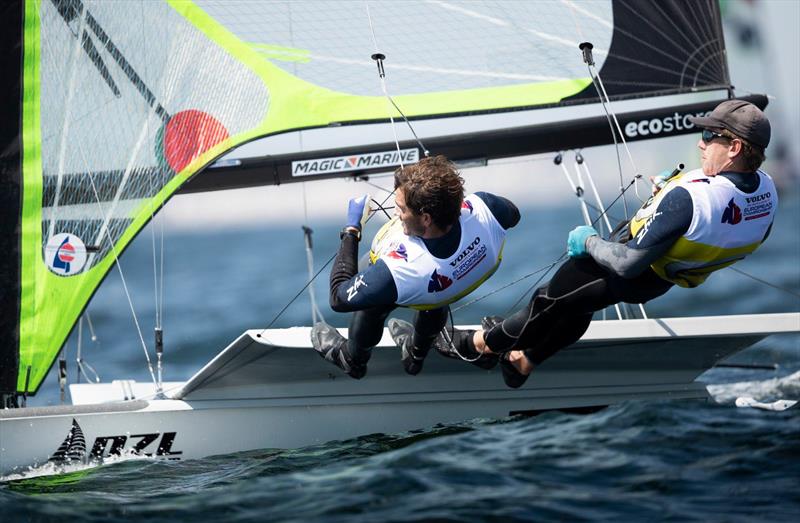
{"left": 2, "top": 195, "right": 798, "bottom": 522}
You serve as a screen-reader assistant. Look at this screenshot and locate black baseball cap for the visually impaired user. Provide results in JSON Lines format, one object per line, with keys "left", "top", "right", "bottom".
{"left": 689, "top": 99, "right": 771, "bottom": 149}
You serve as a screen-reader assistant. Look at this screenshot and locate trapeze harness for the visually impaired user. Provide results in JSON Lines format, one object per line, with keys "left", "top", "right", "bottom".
{"left": 629, "top": 168, "right": 777, "bottom": 288}
{"left": 368, "top": 194, "right": 507, "bottom": 310}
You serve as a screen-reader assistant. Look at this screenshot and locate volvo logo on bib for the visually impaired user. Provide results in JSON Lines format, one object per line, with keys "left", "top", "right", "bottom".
{"left": 743, "top": 192, "right": 773, "bottom": 221}
{"left": 450, "top": 237, "right": 487, "bottom": 281}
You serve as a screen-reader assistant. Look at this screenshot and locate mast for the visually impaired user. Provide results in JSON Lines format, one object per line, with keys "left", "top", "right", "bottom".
{"left": 0, "top": 0, "right": 23, "bottom": 397}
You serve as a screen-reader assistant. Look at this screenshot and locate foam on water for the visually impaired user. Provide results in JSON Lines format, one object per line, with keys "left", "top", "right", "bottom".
{"left": 707, "top": 369, "right": 800, "bottom": 404}
{"left": 0, "top": 452, "right": 155, "bottom": 483}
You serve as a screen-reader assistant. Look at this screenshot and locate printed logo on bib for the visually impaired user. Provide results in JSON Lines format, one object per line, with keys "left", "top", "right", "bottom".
{"left": 45, "top": 233, "right": 88, "bottom": 276}
{"left": 387, "top": 244, "right": 408, "bottom": 261}
{"left": 427, "top": 270, "right": 453, "bottom": 293}
{"left": 721, "top": 198, "right": 742, "bottom": 225}
{"left": 450, "top": 237, "right": 487, "bottom": 281}
{"left": 743, "top": 192, "right": 773, "bottom": 221}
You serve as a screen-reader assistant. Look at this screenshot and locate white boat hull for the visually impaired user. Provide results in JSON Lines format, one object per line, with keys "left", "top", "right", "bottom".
{"left": 2, "top": 313, "right": 798, "bottom": 477}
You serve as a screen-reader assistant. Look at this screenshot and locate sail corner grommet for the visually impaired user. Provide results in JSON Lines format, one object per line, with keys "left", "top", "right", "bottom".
{"left": 371, "top": 53, "right": 386, "bottom": 78}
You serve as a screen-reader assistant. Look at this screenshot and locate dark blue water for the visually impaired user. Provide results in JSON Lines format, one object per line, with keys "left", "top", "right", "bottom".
{"left": 3, "top": 193, "right": 799, "bottom": 521}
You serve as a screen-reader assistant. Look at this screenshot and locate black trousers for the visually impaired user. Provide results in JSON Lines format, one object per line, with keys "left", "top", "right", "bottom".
{"left": 347, "top": 306, "right": 449, "bottom": 364}
{"left": 485, "top": 257, "right": 674, "bottom": 366}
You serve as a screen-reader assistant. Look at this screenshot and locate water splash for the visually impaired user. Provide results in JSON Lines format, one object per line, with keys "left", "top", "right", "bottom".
{"left": 707, "top": 369, "right": 800, "bottom": 403}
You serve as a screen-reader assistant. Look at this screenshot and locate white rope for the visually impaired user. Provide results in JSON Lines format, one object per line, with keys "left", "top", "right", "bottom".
{"left": 302, "top": 183, "right": 325, "bottom": 324}
{"left": 76, "top": 141, "right": 158, "bottom": 388}
{"left": 559, "top": 161, "right": 592, "bottom": 226}
{"left": 579, "top": 159, "right": 615, "bottom": 235}
{"left": 365, "top": 2, "right": 406, "bottom": 170}
{"left": 580, "top": 158, "right": 647, "bottom": 320}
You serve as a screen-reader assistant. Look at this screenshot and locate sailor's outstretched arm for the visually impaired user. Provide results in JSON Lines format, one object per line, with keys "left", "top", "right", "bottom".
{"left": 579, "top": 187, "right": 693, "bottom": 278}
{"left": 585, "top": 236, "right": 671, "bottom": 278}
{"left": 329, "top": 232, "right": 398, "bottom": 312}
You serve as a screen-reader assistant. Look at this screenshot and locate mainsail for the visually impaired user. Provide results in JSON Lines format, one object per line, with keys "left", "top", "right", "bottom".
{"left": 0, "top": 0, "right": 743, "bottom": 395}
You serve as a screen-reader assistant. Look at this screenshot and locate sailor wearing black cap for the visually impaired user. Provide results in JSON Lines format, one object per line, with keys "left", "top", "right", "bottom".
{"left": 440, "top": 100, "right": 778, "bottom": 388}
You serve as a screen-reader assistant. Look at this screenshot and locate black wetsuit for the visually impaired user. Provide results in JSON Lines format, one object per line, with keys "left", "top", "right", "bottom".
{"left": 484, "top": 171, "right": 767, "bottom": 366}
{"left": 329, "top": 192, "right": 520, "bottom": 365}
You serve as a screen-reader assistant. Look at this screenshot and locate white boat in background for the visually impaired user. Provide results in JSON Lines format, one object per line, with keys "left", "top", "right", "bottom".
{"left": 1, "top": 0, "right": 798, "bottom": 476}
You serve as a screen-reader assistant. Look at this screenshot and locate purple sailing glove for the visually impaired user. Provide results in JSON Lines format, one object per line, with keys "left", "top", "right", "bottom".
{"left": 567, "top": 225, "right": 598, "bottom": 258}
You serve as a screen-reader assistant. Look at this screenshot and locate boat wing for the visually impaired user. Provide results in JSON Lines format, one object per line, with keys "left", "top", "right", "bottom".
{"left": 173, "top": 313, "right": 800, "bottom": 402}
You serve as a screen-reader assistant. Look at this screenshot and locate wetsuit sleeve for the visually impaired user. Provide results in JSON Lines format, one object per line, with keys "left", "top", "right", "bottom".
{"left": 586, "top": 187, "right": 693, "bottom": 278}
{"left": 329, "top": 234, "right": 398, "bottom": 311}
{"left": 474, "top": 191, "right": 520, "bottom": 230}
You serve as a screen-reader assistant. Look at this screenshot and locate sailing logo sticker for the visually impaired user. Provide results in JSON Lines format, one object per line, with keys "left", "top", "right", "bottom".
{"left": 427, "top": 270, "right": 453, "bottom": 293}
{"left": 49, "top": 419, "right": 183, "bottom": 465}
{"left": 292, "top": 148, "right": 419, "bottom": 177}
{"left": 49, "top": 419, "right": 87, "bottom": 465}
{"left": 721, "top": 198, "right": 742, "bottom": 225}
{"left": 45, "top": 233, "right": 88, "bottom": 276}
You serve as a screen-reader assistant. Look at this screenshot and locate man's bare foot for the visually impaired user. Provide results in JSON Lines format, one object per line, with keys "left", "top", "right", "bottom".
{"left": 508, "top": 351, "right": 533, "bottom": 375}
{"left": 472, "top": 330, "right": 490, "bottom": 354}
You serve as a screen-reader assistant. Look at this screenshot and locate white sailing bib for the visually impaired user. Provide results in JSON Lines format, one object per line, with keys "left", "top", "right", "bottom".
{"left": 369, "top": 194, "right": 507, "bottom": 310}
{"left": 631, "top": 168, "right": 777, "bottom": 287}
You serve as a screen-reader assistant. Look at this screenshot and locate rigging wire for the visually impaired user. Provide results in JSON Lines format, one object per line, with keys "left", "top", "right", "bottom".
{"left": 728, "top": 267, "right": 800, "bottom": 299}
{"left": 302, "top": 182, "right": 325, "bottom": 324}
{"left": 365, "top": 1, "right": 430, "bottom": 159}
{"left": 258, "top": 4, "right": 432, "bottom": 334}
{"left": 451, "top": 257, "right": 563, "bottom": 314}
{"left": 76, "top": 315, "right": 101, "bottom": 384}
{"left": 77, "top": 141, "right": 159, "bottom": 389}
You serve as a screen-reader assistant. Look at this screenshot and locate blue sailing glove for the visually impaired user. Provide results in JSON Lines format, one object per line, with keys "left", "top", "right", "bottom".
{"left": 567, "top": 225, "right": 598, "bottom": 258}
{"left": 346, "top": 194, "right": 371, "bottom": 230}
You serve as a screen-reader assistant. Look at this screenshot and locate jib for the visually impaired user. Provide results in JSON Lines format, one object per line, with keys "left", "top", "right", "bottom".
{"left": 450, "top": 237, "right": 481, "bottom": 267}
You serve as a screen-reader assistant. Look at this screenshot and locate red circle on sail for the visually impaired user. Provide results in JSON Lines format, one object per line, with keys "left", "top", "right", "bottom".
{"left": 163, "top": 109, "right": 230, "bottom": 173}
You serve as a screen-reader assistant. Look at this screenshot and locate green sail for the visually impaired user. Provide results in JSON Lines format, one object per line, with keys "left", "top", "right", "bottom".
{"left": 14, "top": 0, "right": 602, "bottom": 394}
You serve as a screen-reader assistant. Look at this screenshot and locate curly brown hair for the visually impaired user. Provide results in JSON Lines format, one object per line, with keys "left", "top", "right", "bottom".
{"left": 394, "top": 155, "right": 465, "bottom": 229}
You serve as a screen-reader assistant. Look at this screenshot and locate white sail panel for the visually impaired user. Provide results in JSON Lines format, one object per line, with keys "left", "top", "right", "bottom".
{"left": 39, "top": 0, "right": 269, "bottom": 272}
{"left": 198, "top": 0, "right": 613, "bottom": 96}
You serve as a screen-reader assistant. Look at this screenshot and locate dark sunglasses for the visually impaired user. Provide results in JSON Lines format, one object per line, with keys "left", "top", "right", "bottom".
{"left": 701, "top": 129, "right": 732, "bottom": 144}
